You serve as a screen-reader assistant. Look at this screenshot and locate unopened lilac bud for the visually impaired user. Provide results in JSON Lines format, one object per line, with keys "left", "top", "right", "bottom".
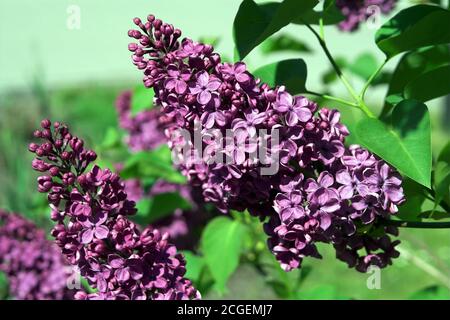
{"left": 86, "top": 150, "right": 97, "bottom": 161}
{"left": 49, "top": 166, "right": 59, "bottom": 176}
{"left": 35, "top": 148, "right": 45, "bottom": 157}
{"left": 133, "top": 17, "right": 142, "bottom": 26}
{"left": 61, "top": 151, "right": 70, "bottom": 160}
{"left": 55, "top": 139, "right": 63, "bottom": 148}
{"left": 41, "top": 119, "right": 51, "bottom": 129}
{"left": 153, "top": 19, "right": 162, "bottom": 30}
{"left": 42, "top": 129, "right": 52, "bottom": 139}
{"left": 33, "top": 130, "right": 42, "bottom": 138}
{"left": 128, "top": 43, "right": 138, "bottom": 52}
{"left": 37, "top": 176, "right": 53, "bottom": 193}
{"left": 42, "top": 142, "right": 52, "bottom": 153}
{"left": 28, "top": 143, "right": 39, "bottom": 152}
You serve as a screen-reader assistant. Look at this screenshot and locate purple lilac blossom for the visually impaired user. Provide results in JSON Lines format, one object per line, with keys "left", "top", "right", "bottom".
{"left": 29, "top": 120, "right": 200, "bottom": 300}
{"left": 115, "top": 90, "right": 166, "bottom": 152}
{"left": 336, "top": 0, "right": 397, "bottom": 32}
{"left": 128, "top": 15, "right": 405, "bottom": 272}
{"left": 0, "top": 210, "right": 75, "bottom": 300}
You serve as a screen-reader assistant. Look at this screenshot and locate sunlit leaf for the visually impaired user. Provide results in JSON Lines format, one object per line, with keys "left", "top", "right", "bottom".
{"left": 375, "top": 5, "right": 450, "bottom": 59}
{"left": 201, "top": 217, "right": 248, "bottom": 294}
{"left": 355, "top": 100, "right": 431, "bottom": 187}
{"left": 233, "top": 0, "right": 318, "bottom": 59}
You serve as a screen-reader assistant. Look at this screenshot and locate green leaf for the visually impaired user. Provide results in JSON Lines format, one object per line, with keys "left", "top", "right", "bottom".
{"left": 134, "top": 192, "right": 191, "bottom": 224}
{"left": 410, "top": 286, "right": 450, "bottom": 300}
{"left": 381, "top": 45, "right": 450, "bottom": 118}
{"left": 181, "top": 251, "right": 205, "bottom": 283}
{"left": 396, "top": 178, "right": 427, "bottom": 221}
{"left": 120, "top": 145, "right": 186, "bottom": 184}
{"left": 293, "top": 0, "right": 344, "bottom": 26}
{"left": 131, "top": 85, "right": 155, "bottom": 116}
{"left": 404, "top": 65, "right": 450, "bottom": 102}
{"left": 355, "top": 99, "right": 431, "bottom": 188}
{"left": 253, "top": 59, "right": 307, "bottom": 94}
{"left": 296, "top": 285, "right": 346, "bottom": 300}
{"left": 201, "top": 217, "right": 248, "bottom": 294}
{"left": 0, "top": 271, "right": 8, "bottom": 299}
{"left": 375, "top": 5, "right": 450, "bottom": 59}
{"left": 261, "top": 34, "right": 312, "bottom": 55}
{"left": 438, "top": 141, "right": 450, "bottom": 164}
{"left": 99, "top": 127, "right": 122, "bottom": 150}
{"left": 233, "top": 0, "right": 318, "bottom": 59}
{"left": 418, "top": 210, "right": 450, "bottom": 220}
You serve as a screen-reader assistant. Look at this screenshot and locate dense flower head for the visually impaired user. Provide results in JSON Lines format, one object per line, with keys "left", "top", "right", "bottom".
{"left": 0, "top": 210, "right": 75, "bottom": 300}
{"left": 336, "top": 0, "right": 397, "bottom": 31}
{"left": 128, "top": 14, "right": 406, "bottom": 273}
{"left": 29, "top": 120, "right": 200, "bottom": 300}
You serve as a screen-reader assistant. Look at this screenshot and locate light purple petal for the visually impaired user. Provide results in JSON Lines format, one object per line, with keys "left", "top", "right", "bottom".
{"left": 81, "top": 228, "right": 94, "bottom": 244}
{"left": 198, "top": 90, "right": 212, "bottom": 105}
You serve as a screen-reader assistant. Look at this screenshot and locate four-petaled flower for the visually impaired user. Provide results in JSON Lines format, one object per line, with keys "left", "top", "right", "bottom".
{"left": 274, "top": 92, "right": 312, "bottom": 126}
{"left": 189, "top": 71, "right": 221, "bottom": 105}
{"left": 80, "top": 211, "right": 109, "bottom": 244}
{"left": 164, "top": 65, "right": 191, "bottom": 94}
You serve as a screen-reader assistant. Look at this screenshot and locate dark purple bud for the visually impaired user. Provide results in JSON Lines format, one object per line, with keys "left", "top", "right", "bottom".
{"left": 49, "top": 166, "right": 60, "bottom": 176}
{"left": 41, "top": 119, "right": 51, "bottom": 129}
{"left": 61, "top": 151, "right": 71, "bottom": 160}
{"left": 28, "top": 143, "right": 39, "bottom": 152}
{"left": 42, "top": 129, "right": 52, "bottom": 139}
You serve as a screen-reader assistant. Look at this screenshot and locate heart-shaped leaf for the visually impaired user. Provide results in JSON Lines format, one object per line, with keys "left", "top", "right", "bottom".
{"left": 355, "top": 99, "right": 431, "bottom": 188}
{"left": 253, "top": 59, "right": 307, "bottom": 94}
{"left": 375, "top": 5, "right": 450, "bottom": 59}
{"left": 233, "top": 0, "right": 318, "bottom": 60}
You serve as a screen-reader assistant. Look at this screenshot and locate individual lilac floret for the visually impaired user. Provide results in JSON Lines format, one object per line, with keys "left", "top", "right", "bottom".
{"left": 29, "top": 120, "right": 200, "bottom": 300}
{"left": 0, "top": 210, "right": 75, "bottom": 300}
{"left": 336, "top": 0, "right": 397, "bottom": 32}
{"left": 128, "top": 14, "right": 405, "bottom": 273}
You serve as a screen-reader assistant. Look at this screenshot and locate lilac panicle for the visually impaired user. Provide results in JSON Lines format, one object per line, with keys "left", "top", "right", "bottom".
{"left": 128, "top": 14, "right": 405, "bottom": 272}
{"left": 336, "top": 0, "right": 397, "bottom": 32}
{"left": 29, "top": 120, "right": 200, "bottom": 300}
{"left": 0, "top": 210, "right": 75, "bottom": 300}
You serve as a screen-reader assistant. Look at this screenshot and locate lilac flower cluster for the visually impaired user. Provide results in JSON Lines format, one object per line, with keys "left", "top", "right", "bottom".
{"left": 0, "top": 210, "right": 74, "bottom": 300}
{"left": 116, "top": 90, "right": 166, "bottom": 152}
{"left": 115, "top": 90, "right": 213, "bottom": 250}
{"left": 128, "top": 15, "right": 405, "bottom": 272}
{"left": 29, "top": 120, "right": 200, "bottom": 300}
{"left": 336, "top": 0, "right": 397, "bottom": 31}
